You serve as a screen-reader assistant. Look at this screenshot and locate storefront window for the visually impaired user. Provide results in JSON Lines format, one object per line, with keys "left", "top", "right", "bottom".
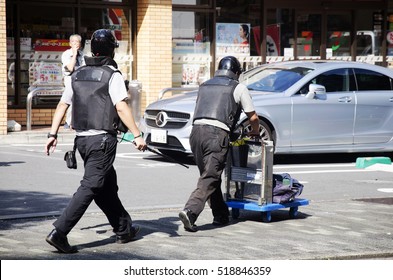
{"left": 387, "top": 13, "right": 393, "bottom": 56}
{"left": 296, "top": 13, "right": 321, "bottom": 57}
{"left": 6, "top": 4, "right": 15, "bottom": 106}
{"left": 172, "top": 11, "right": 212, "bottom": 87}
{"left": 6, "top": 3, "right": 132, "bottom": 108}
{"left": 273, "top": 9, "right": 294, "bottom": 58}
{"left": 7, "top": 5, "right": 75, "bottom": 107}
{"left": 327, "top": 13, "right": 352, "bottom": 57}
{"left": 81, "top": 0, "right": 131, "bottom": 3}
{"left": 81, "top": 8, "right": 131, "bottom": 80}
{"left": 172, "top": 0, "right": 211, "bottom": 6}
{"left": 216, "top": 0, "right": 260, "bottom": 57}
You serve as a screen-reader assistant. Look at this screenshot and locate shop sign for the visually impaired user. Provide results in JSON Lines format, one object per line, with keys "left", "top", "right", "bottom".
{"left": 34, "top": 39, "right": 69, "bottom": 52}
{"left": 29, "top": 62, "right": 63, "bottom": 86}
{"left": 252, "top": 25, "right": 281, "bottom": 56}
{"left": 387, "top": 31, "right": 393, "bottom": 45}
{"left": 103, "top": 8, "right": 123, "bottom": 40}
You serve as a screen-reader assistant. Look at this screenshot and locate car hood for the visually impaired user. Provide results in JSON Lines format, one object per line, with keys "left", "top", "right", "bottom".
{"left": 249, "top": 90, "right": 285, "bottom": 102}
{"left": 146, "top": 91, "right": 198, "bottom": 112}
{"left": 146, "top": 89, "right": 278, "bottom": 113}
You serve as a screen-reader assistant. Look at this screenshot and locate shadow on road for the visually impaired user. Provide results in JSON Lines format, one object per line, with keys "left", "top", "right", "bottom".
{"left": 0, "top": 190, "right": 69, "bottom": 220}
{"left": 142, "top": 151, "right": 393, "bottom": 166}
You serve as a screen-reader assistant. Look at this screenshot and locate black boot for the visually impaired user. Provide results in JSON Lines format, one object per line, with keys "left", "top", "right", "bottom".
{"left": 46, "top": 229, "right": 78, "bottom": 254}
{"left": 115, "top": 215, "right": 141, "bottom": 244}
{"left": 116, "top": 225, "right": 140, "bottom": 244}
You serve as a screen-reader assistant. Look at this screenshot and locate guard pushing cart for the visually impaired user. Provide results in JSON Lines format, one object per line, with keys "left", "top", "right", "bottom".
{"left": 225, "top": 138, "right": 309, "bottom": 222}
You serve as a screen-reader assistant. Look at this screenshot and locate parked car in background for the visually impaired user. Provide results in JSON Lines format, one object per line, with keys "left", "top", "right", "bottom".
{"left": 140, "top": 60, "right": 393, "bottom": 156}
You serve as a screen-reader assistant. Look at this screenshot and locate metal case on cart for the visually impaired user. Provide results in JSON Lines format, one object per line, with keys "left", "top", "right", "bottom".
{"left": 225, "top": 139, "right": 309, "bottom": 222}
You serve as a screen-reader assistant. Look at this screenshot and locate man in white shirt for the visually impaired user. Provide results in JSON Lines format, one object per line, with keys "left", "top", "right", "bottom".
{"left": 61, "top": 34, "right": 85, "bottom": 128}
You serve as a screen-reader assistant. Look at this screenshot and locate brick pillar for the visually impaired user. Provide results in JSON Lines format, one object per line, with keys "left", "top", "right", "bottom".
{"left": 0, "top": 0, "right": 7, "bottom": 135}
{"left": 137, "top": 0, "right": 172, "bottom": 111}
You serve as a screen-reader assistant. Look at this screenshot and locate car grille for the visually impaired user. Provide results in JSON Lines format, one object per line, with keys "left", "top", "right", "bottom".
{"left": 144, "top": 109, "right": 190, "bottom": 129}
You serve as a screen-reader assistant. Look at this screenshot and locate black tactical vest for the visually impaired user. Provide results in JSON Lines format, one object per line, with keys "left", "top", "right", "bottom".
{"left": 71, "top": 57, "right": 121, "bottom": 134}
{"left": 193, "top": 75, "right": 241, "bottom": 131}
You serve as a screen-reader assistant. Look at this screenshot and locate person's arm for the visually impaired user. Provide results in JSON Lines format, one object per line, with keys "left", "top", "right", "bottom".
{"left": 62, "top": 46, "right": 80, "bottom": 74}
{"left": 64, "top": 54, "right": 77, "bottom": 73}
{"left": 109, "top": 72, "right": 146, "bottom": 151}
{"left": 236, "top": 84, "right": 260, "bottom": 136}
{"left": 116, "top": 100, "right": 147, "bottom": 151}
{"left": 246, "top": 111, "right": 260, "bottom": 136}
{"left": 45, "top": 101, "right": 69, "bottom": 155}
{"left": 64, "top": 47, "right": 79, "bottom": 73}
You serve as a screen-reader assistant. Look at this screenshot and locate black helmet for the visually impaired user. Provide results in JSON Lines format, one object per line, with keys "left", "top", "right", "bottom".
{"left": 218, "top": 56, "right": 242, "bottom": 76}
{"left": 91, "top": 29, "right": 119, "bottom": 57}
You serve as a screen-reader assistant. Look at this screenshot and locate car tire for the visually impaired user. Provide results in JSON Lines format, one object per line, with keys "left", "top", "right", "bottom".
{"left": 240, "top": 119, "right": 275, "bottom": 144}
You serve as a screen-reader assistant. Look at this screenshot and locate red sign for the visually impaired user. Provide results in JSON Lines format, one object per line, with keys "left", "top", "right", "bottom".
{"left": 34, "top": 39, "right": 69, "bottom": 52}
{"left": 252, "top": 24, "right": 281, "bottom": 56}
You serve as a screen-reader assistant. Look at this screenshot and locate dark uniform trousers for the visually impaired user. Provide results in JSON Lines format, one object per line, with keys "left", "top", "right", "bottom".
{"left": 185, "top": 124, "right": 230, "bottom": 219}
{"left": 53, "top": 133, "right": 131, "bottom": 236}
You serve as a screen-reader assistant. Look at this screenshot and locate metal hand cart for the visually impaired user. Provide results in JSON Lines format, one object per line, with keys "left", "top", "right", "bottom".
{"left": 225, "top": 139, "right": 309, "bottom": 222}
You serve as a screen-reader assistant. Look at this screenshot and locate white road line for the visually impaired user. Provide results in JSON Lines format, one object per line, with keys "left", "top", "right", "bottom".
{"left": 117, "top": 152, "right": 152, "bottom": 159}
{"left": 274, "top": 163, "right": 356, "bottom": 169}
{"left": 377, "top": 188, "right": 393, "bottom": 193}
{"left": 280, "top": 169, "right": 372, "bottom": 174}
{"left": 365, "top": 163, "right": 393, "bottom": 172}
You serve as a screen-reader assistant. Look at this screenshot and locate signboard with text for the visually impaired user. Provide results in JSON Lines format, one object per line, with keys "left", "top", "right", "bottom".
{"left": 34, "top": 39, "right": 69, "bottom": 52}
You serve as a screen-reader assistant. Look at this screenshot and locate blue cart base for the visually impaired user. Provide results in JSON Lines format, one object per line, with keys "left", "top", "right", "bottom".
{"left": 226, "top": 198, "right": 309, "bottom": 222}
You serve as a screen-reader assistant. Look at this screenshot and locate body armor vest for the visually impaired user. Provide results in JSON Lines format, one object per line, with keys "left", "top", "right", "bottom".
{"left": 71, "top": 57, "right": 121, "bottom": 134}
{"left": 193, "top": 75, "right": 241, "bottom": 131}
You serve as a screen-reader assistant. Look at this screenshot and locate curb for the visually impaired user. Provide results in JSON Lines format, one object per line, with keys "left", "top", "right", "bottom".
{"left": 0, "top": 130, "right": 76, "bottom": 144}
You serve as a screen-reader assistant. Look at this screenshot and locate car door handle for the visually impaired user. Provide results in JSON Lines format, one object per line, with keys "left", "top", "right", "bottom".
{"left": 338, "top": 96, "right": 352, "bottom": 103}
{"left": 389, "top": 97, "right": 393, "bottom": 102}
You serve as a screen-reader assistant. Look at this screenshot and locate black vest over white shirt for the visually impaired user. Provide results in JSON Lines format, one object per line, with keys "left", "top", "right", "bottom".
{"left": 71, "top": 57, "right": 122, "bottom": 134}
{"left": 193, "top": 75, "right": 241, "bottom": 131}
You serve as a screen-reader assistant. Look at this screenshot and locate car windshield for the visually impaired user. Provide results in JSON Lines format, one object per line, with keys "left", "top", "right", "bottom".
{"left": 241, "top": 66, "right": 312, "bottom": 92}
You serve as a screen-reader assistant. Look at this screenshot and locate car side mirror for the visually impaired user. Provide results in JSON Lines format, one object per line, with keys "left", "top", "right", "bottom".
{"left": 306, "top": 84, "right": 326, "bottom": 99}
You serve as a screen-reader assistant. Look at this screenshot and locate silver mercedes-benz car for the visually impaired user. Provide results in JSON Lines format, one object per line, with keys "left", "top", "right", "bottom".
{"left": 140, "top": 60, "right": 393, "bottom": 156}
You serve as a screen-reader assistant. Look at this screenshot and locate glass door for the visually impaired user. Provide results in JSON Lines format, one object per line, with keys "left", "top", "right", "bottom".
{"left": 172, "top": 10, "right": 212, "bottom": 87}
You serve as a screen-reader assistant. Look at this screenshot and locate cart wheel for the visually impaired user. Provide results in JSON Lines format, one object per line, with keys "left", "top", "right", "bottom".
{"left": 289, "top": 207, "right": 298, "bottom": 218}
{"left": 231, "top": 208, "right": 240, "bottom": 219}
{"left": 262, "top": 211, "right": 271, "bottom": 222}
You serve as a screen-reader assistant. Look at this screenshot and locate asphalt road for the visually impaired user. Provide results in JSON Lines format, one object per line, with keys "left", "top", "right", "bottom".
{"left": 1, "top": 141, "right": 393, "bottom": 265}
{"left": 1, "top": 142, "right": 393, "bottom": 218}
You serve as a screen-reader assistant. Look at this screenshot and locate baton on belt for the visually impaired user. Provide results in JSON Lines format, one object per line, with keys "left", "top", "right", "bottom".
{"left": 118, "top": 133, "right": 189, "bottom": 169}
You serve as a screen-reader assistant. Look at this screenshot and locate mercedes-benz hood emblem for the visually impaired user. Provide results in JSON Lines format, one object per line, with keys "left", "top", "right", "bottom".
{"left": 155, "top": 111, "right": 168, "bottom": 127}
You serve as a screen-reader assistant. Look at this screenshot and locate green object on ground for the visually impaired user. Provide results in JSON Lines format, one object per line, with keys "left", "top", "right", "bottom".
{"left": 355, "top": 157, "right": 392, "bottom": 168}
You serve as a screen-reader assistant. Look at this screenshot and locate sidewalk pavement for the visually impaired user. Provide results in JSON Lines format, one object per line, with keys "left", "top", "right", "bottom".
{"left": 1, "top": 128, "right": 393, "bottom": 260}
{"left": 0, "top": 199, "right": 393, "bottom": 260}
{"left": 0, "top": 126, "right": 76, "bottom": 145}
